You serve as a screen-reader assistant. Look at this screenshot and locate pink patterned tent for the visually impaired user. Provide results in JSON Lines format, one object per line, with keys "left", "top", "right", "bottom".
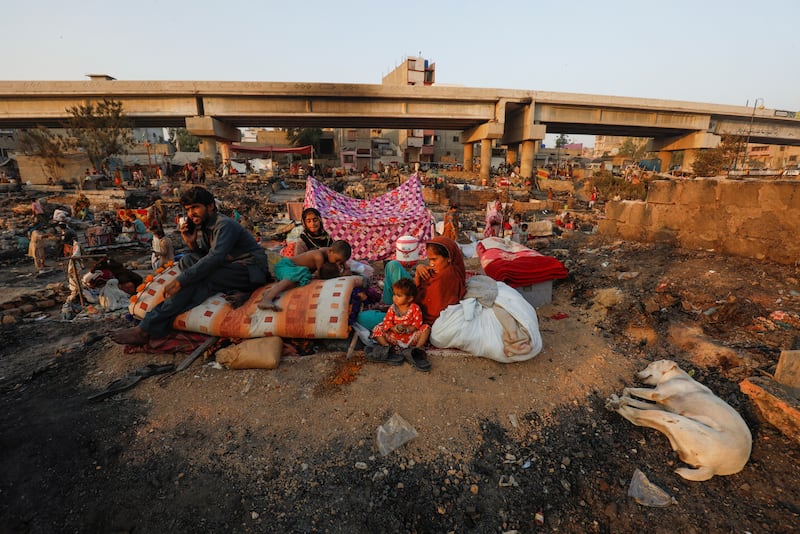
{"left": 304, "top": 174, "right": 433, "bottom": 261}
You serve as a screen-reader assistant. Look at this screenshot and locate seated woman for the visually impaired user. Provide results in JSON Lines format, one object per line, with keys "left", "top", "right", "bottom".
{"left": 293, "top": 207, "right": 332, "bottom": 255}
{"left": 383, "top": 236, "right": 467, "bottom": 326}
{"left": 291, "top": 206, "right": 368, "bottom": 277}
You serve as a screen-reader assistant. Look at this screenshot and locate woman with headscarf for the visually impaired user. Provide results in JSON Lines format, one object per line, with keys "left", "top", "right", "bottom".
{"left": 293, "top": 207, "right": 333, "bottom": 256}
{"left": 383, "top": 236, "right": 466, "bottom": 325}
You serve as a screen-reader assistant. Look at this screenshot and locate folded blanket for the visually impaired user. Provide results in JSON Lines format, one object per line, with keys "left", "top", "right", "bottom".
{"left": 130, "top": 265, "right": 362, "bottom": 339}
{"left": 477, "top": 237, "right": 568, "bottom": 288}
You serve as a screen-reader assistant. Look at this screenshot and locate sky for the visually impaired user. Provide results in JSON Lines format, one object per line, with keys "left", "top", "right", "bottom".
{"left": 5, "top": 0, "right": 799, "bottom": 147}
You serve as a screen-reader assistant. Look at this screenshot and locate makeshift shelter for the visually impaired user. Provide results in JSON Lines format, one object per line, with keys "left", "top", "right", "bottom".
{"left": 229, "top": 144, "right": 313, "bottom": 156}
{"left": 168, "top": 152, "right": 203, "bottom": 167}
{"left": 304, "top": 173, "right": 433, "bottom": 261}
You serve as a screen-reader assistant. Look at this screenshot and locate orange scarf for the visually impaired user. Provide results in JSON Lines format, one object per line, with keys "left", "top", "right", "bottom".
{"left": 417, "top": 236, "right": 467, "bottom": 324}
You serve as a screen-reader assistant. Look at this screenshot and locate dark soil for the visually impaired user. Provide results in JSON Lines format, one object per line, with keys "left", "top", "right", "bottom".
{"left": 2, "top": 230, "right": 800, "bottom": 533}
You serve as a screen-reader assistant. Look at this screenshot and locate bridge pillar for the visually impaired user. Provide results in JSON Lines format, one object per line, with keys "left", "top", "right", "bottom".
{"left": 186, "top": 116, "right": 240, "bottom": 170}
{"left": 480, "top": 139, "right": 492, "bottom": 183}
{"left": 520, "top": 140, "right": 537, "bottom": 182}
{"left": 506, "top": 144, "right": 518, "bottom": 166}
{"left": 656, "top": 151, "right": 673, "bottom": 174}
{"left": 219, "top": 142, "right": 231, "bottom": 167}
{"left": 649, "top": 131, "right": 720, "bottom": 173}
{"left": 199, "top": 138, "right": 217, "bottom": 161}
{"left": 463, "top": 143, "right": 474, "bottom": 172}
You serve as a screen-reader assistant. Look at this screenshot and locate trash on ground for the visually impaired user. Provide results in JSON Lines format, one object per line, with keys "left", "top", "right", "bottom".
{"left": 376, "top": 413, "right": 418, "bottom": 456}
{"left": 628, "top": 469, "right": 677, "bottom": 507}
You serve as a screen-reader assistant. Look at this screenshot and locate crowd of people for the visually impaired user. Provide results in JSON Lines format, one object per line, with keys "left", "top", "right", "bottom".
{"left": 28, "top": 160, "right": 564, "bottom": 368}
{"left": 105, "top": 186, "right": 472, "bottom": 372}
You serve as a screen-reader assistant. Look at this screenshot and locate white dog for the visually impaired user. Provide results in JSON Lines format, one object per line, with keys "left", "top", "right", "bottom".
{"left": 606, "top": 360, "right": 752, "bottom": 481}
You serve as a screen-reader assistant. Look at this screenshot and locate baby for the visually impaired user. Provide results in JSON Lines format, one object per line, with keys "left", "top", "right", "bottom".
{"left": 371, "top": 278, "right": 430, "bottom": 350}
{"left": 258, "top": 240, "right": 351, "bottom": 311}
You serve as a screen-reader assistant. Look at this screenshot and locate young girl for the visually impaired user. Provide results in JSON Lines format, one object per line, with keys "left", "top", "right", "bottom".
{"left": 372, "top": 278, "right": 430, "bottom": 350}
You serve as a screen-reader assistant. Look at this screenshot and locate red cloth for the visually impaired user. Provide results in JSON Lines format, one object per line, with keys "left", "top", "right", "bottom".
{"left": 417, "top": 237, "right": 467, "bottom": 324}
{"left": 123, "top": 331, "right": 213, "bottom": 354}
{"left": 477, "top": 238, "right": 568, "bottom": 288}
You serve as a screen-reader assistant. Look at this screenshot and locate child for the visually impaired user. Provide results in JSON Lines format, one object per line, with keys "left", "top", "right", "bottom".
{"left": 150, "top": 224, "right": 174, "bottom": 271}
{"left": 510, "top": 214, "right": 522, "bottom": 243}
{"left": 442, "top": 204, "right": 460, "bottom": 241}
{"left": 372, "top": 277, "right": 430, "bottom": 349}
{"left": 520, "top": 223, "right": 530, "bottom": 244}
{"left": 318, "top": 261, "right": 342, "bottom": 280}
{"left": 258, "top": 240, "right": 351, "bottom": 311}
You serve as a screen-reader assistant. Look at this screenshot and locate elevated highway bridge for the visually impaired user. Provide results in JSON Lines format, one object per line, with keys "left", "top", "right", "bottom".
{"left": 1, "top": 80, "right": 797, "bottom": 180}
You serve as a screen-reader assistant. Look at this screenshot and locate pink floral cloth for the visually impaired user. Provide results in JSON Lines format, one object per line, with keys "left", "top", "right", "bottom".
{"left": 304, "top": 174, "right": 433, "bottom": 261}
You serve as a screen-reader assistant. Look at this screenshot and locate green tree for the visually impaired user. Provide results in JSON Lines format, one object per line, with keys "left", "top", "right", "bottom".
{"left": 555, "top": 134, "right": 571, "bottom": 148}
{"left": 691, "top": 135, "right": 744, "bottom": 177}
{"left": 64, "top": 99, "right": 134, "bottom": 170}
{"left": 16, "top": 126, "right": 68, "bottom": 181}
{"left": 168, "top": 127, "right": 200, "bottom": 152}
{"left": 286, "top": 128, "right": 323, "bottom": 153}
{"left": 617, "top": 137, "right": 650, "bottom": 161}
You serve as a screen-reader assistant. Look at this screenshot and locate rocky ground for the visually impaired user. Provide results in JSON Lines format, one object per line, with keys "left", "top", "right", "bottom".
{"left": 1, "top": 180, "right": 800, "bottom": 533}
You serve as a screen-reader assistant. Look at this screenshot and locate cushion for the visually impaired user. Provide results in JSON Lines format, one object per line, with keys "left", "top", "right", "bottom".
{"left": 129, "top": 266, "right": 361, "bottom": 339}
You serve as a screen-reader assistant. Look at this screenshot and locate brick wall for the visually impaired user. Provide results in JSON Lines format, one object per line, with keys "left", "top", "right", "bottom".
{"left": 599, "top": 178, "right": 800, "bottom": 264}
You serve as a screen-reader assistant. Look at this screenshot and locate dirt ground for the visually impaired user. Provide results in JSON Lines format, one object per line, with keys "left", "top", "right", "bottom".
{"left": 2, "top": 189, "right": 800, "bottom": 533}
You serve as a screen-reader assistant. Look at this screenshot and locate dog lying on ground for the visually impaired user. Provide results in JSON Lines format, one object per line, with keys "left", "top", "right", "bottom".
{"left": 606, "top": 359, "right": 752, "bottom": 481}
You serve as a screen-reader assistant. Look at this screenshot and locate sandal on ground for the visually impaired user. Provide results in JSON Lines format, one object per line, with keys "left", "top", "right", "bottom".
{"left": 87, "top": 375, "right": 143, "bottom": 402}
{"left": 402, "top": 348, "right": 432, "bottom": 372}
{"left": 365, "top": 345, "right": 404, "bottom": 366}
{"left": 88, "top": 363, "right": 175, "bottom": 402}
{"left": 135, "top": 363, "right": 175, "bottom": 378}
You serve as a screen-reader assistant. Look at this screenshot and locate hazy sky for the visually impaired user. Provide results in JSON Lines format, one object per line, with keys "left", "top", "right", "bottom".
{"left": 5, "top": 0, "right": 798, "bottom": 146}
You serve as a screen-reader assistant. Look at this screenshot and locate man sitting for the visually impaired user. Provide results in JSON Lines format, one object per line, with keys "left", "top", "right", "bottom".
{"left": 110, "top": 186, "right": 272, "bottom": 345}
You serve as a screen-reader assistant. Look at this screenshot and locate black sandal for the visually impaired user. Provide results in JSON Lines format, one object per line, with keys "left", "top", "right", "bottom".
{"left": 402, "top": 348, "right": 432, "bottom": 372}
{"left": 365, "top": 346, "right": 404, "bottom": 366}
{"left": 88, "top": 363, "right": 175, "bottom": 402}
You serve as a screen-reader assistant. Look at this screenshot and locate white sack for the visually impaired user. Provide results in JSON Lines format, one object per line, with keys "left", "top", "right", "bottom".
{"left": 430, "top": 280, "right": 542, "bottom": 363}
{"left": 98, "top": 279, "right": 131, "bottom": 311}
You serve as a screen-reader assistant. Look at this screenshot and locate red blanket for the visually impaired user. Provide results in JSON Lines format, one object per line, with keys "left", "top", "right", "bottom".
{"left": 477, "top": 237, "right": 568, "bottom": 288}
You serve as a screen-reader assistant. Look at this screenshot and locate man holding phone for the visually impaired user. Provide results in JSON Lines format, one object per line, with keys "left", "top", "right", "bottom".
{"left": 111, "top": 186, "right": 271, "bottom": 345}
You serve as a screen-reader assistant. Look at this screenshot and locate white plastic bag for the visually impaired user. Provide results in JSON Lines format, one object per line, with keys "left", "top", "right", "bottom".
{"left": 430, "top": 281, "right": 542, "bottom": 362}
{"left": 376, "top": 413, "right": 418, "bottom": 456}
{"left": 98, "top": 279, "right": 131, "bottom": 311}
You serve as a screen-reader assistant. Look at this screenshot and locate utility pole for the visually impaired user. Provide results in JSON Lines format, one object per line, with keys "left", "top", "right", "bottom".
{"left": 742, "top": 98, "right": 764, "bottom": 175}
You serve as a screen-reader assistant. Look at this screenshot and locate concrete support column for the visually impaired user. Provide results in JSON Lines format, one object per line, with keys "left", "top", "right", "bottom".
{"left": 480, "top": 139, "right": 492, "bottom": 183}
{"left": 657, "top": 151, "right": 672, "bottom": 174}
{"left": 520, "top": 140, "right": 537, "bottom": 181}
{"left": 199, "top": 138, "right": 217, "bottom": 161}
{"left": 219, "top": 142, "right": 231, "bottom": 167}
{"left": 681, "top": 149, "right": 701, "bottom": 173}
{"left": 506, "top": 144, "right": 518, "bottom": 166}
{"left": 463, "top": 142, "right": 474, "bottom": 172}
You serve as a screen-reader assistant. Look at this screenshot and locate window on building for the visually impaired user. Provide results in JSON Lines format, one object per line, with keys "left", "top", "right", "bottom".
{"left": 452, "top": 136, "right": 459, "bottom": 142}
{"left": 346, "top": 130, "right": 357, "bottom": 142}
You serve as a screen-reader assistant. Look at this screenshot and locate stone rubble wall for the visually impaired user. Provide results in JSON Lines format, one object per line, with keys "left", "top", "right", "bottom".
{"left": 598, "top": 178, "right": 800, "bottom": 265}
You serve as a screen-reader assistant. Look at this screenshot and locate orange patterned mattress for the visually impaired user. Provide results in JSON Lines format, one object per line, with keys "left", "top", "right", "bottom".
{"left": 129, "top": 265, "right": 362, "bottom": 339}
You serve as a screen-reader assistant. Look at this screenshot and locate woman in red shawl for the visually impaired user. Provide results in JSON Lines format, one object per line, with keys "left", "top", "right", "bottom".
{"left": 413, "top": 236, "right": 467, "bottom": 324}
{"left": 383, "top": 236, "right": 466, "bottom": 325}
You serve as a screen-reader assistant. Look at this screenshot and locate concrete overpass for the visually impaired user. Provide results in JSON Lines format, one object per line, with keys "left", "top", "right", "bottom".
{"left": 1, "top": 79, "right": 798, "bottom": 180}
